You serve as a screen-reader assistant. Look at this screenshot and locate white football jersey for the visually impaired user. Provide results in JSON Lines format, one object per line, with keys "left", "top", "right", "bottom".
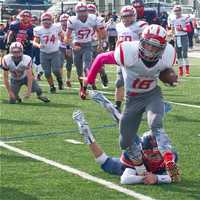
{"left": 116, "top": 21, "right": 148, "bottom": 42}
{"left": 3, "top": 54, "right": 32, "bottom": 80}
{"left": 170, "top": 15, "right": 190, "bottom": 36}
{"left": 67, "top": 14, "right": 99, "bottom": 43}
{"left": 114, "top": 41, "right": 176, "bottom": 94}
{"left": 34, "top": 23, "right": 62, "bottom": 53}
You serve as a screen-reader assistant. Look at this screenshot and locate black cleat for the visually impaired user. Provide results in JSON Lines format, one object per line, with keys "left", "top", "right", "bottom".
{"left": 38, "top": 95, "right": 50, "bottom": 103}
{"left": 50, "top": 86, "right": 56, "bottom": 94}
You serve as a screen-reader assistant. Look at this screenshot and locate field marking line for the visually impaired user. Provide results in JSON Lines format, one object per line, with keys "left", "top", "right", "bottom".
{"left": 4, "top": 140, "right": 23, "bottom": 144}
{"left": 64, "top": 139, "right": 83, "bottom": 144}
{"left": 0, "top": 141, "right": 156, "bottom": 200}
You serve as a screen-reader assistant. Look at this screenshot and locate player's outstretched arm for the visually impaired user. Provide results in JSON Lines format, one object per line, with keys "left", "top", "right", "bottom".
{"left": 86, "top": 51, "right": 117, "bottom": 85}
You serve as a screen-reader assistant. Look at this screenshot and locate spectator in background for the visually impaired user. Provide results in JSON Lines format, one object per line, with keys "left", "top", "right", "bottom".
{"left": 112, "top": 10, "right": 118, "bottom": 22}
{"left": 0, "top": 23, "right": 7, "bottom": 68}
{"left": 159, "top": 12, "right": 168, "bottom": 29}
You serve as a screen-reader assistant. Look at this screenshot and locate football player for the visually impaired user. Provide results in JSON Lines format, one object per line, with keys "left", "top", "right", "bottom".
{"left": 2, "top": 42, "right": 49, "bottom": 104}
{"left": 87, "top": 3, "right": 109, "bottom": 88}
{"left": 170, "top": 5, "right": 191, "bottom": 76}
{"left": 65, "top": 2, "right": 107, "bottom": 99}
{"left": 7, "top": 10, "right": 34, "bottom": 57}
{"left": 73, "top": 110, "right": 179, "bottom": 184}
{"left": 59, "top": 13, "right": 73, "bottom": 88}
{"left": 33, "top": 12, "right": 64, "bottom": 93}
{"left": 84, "top": 24, "right": 179, "bottom": 181}
{"left": 115, "top": 6, "right": 148, "bottom": 111}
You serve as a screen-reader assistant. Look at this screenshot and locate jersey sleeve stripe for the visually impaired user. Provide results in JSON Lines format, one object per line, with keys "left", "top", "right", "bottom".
{"left": 139, "top": 22, "right": 148, "bottom": 27}
{"left": 119, "top": 44, "right": 125, "bottom": 66}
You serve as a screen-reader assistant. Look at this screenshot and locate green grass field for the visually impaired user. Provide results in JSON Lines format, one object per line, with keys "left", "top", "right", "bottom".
{"left": 0, "top": 58, "right": 200, "bottom": 200}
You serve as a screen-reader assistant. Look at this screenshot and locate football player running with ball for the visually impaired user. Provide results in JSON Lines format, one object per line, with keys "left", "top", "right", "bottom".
{"left": 84, "top": 24, "right": 179, "bottom": 182}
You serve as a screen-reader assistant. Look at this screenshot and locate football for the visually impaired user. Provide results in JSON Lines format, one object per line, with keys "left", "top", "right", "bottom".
{"left": 159, "top": 68, "right": 178, "bottom": 86}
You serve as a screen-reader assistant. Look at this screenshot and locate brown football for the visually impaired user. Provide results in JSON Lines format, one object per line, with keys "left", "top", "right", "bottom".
{"left": 159, "top": 68, "right": 178, "bottom": 86}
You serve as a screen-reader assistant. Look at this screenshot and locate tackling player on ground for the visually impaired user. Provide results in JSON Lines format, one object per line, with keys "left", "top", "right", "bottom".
{"left": 73, "top": 108, "right": 180, "bottom": 185}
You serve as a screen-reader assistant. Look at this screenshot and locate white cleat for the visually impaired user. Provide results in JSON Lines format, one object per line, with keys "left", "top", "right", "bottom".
{"left": 89, "top": 91, "right": 121, "bottom": 123}
{"left": 72, "top": 110, "right": 95, "bottom": 145}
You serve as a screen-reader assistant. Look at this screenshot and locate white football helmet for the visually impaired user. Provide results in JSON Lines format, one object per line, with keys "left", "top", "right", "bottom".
{"left": 120, "top": 6, "right": 137, "bottom": 26}
{"left": 41, "top": 12, "right": 53, "bottom": 29}
{"left": 139, "top": 24, "right": 167, "bottom": 62}
{"left": 9, "top": 42, "right": 23, "bottom": 61}
{"left": 87, "top": 4, "right": 97, "bottom": 14}
{"left": 59, "top": 13, "right": 69, "bottom": 26}
{"left": 75, "top": 2, "right": 88, "bottom": 21}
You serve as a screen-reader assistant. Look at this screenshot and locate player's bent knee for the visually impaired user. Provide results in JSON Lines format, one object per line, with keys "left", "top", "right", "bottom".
{"left": 148, "top": 113, "right": 163, "bottom": 130}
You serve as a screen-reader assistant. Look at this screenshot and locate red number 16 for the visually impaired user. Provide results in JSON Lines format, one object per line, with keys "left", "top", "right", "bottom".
{"left": 132, "top": 79, "right": 154, "bottom": 89}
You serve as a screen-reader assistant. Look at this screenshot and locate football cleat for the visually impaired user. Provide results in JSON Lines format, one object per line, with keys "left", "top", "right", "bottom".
{"left": 89, "top": 91, "right": 121, "bottom": 123}
{"left": 178, "top": 67, "right": 183, "bottom": 77}
{"left": 58, "top": 80, "right": 64, "bottom": 90}
{"left": 164, "top": 102, "right": 172, "bottom": 113}
{"left": 38, "top": 95, "right": 50, "bottom": 103}
{"left": 66, "top": 80, "right": 72, "bottom": 88}
{"left": 165, "top": 160, "right": 180, "bottom": 182}
{"left": 79, "top": 87, "right": 86, "bottom": 100}
{"left": 72, "top": 110, "right": 95, "bottom": 144}
{"left": 50, "top": 86, "right": 56, "bottom": 94}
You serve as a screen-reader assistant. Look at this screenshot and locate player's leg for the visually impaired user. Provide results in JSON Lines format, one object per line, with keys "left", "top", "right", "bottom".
{"left": 72, "top": 110, "right": 124, "bottom": 176}
{"left": 65, "top": 52, "right": 73, "bottom": 88}
{"left": 73, "top": 48, "right": 85, "bottom": 99}
{"left": 182, "top": 35, "right": 190, "bottom": 76}
{"left": 145, "top": 87, "right": 180, "bottom": 182}
{"left": 119, "top": 96, "right": 146, "bottom": 172}
{"left": 175, "top": 37, "right": 184, "bottom": 77}
{"left": 51, "top": 51, "right": 63, "bottom": 90}
{"left": 40, "top": 51, "right": 56, "bottom": 93}
{"left": 115, "top": 67, "right": 124, "bottom": 112}
{"left": 10, "top": 79, "right": 22, "bottom": 104}
{"left": 24, "top": 77, "right": 50, "bottom": 103}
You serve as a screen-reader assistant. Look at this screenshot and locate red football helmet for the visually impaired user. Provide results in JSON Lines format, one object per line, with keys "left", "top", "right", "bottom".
{"left": 139, "top": 24, "right": 167, "bottom": 62}
{"left": 75, "top": 2, "right": 88, "bottom": 21}
{"left": 120, "top": 6, "right": 137, "bottom": 26}
{"left": 41, "top": 12, "right": 53, "bottom": 29}
{"left": 9, "top": 42, "right": 23, "bottom": 62}
{"left": 87, "top": 4, "right": 97, "bottom": 14}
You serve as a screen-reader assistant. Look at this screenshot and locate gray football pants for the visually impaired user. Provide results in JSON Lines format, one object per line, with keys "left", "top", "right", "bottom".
{"left": 175, "top": 35, "right": 189, "bottom": 59}
{"left": 40, "top": 51, "right": 62, "bottom": 80}
{"left": 73, "top": 43, "right": 93, "bottom": 77}
{"left": 119, "top": 86, "right": 171, "bottom": 161}
{"left": 10, "top": 77, "right": 42, "bottom": 102}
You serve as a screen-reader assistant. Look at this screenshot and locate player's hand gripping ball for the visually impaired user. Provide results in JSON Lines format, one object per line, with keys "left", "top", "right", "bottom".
{"left": 159, "top": 68, "right": 178, "bottom": 86}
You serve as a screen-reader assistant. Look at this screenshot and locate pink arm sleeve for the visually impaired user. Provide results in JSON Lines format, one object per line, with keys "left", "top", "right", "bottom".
{"left": 86, "top": 51, "right": 117, "bottom": 85}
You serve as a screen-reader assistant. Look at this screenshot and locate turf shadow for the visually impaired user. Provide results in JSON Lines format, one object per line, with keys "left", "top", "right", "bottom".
{"left": 170, "top": 114, "right": 200, "bottom": 123}
{"left": 0, "top": 187, "right": 39, "bottom": 200}
{"left": 0, "top": 154, "right": 39, "bottom": 163}
{"left": 0, "top": 119, "right": 41, "bottom": 125}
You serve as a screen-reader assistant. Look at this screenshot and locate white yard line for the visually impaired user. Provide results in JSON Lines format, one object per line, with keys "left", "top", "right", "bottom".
{"left": 0, "top": 141, "right": 155, "bottom": 200}
{"left": 64, "top": 139, "right": 83, "bottom": 144}
{"left": 4, "top": 140, "right": 23, "bottom": 144}
{"left": 167, "top": 101, "right": 200, "bottom": 109}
